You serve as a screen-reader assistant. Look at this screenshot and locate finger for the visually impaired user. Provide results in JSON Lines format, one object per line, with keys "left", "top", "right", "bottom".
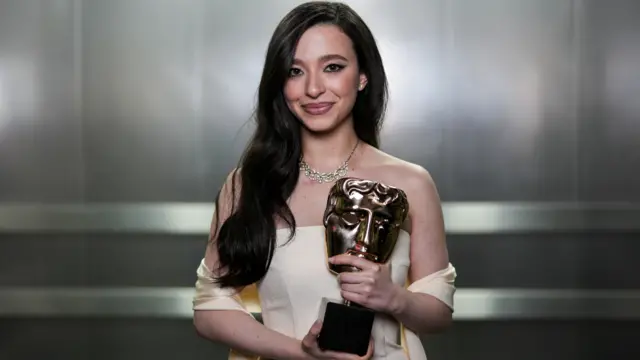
{"left": 330, "top": 255, "right": 380, "bottom": 272}
{"left": 340, "top": 290, "right": 367, "bottom": 305}
{"left": 338, "top": 272, "right": 371, "bottom": 284}
{"left": 320, "top": 349, "right": 363, "bottom": 360}
{"left": 360, "top": 337, "right": 374, "bottom": 359}
{"left": 310, "top": 320, "right": 322, "bottom": 335}
{"left": 308, "top": 345, "right": 360, "bottom": 360}
{"left": 339, "top": 283, "right": 367, "bottom": 294}
{"left": 301, "top": 320, "right": 322, "bottom": 350}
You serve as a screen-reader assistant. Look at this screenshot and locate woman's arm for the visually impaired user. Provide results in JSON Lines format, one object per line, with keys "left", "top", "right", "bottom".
{"left": 388, "top": 282, "right": 453, "bottom": 334}
{"left": 193, "top": 169, "right": 309, "bottom": 360}
{"left": 388, "top": 166, "right": 455, "bottom": 334}
{"left": 194, "top": 309, "right": 307, "bottom": 360}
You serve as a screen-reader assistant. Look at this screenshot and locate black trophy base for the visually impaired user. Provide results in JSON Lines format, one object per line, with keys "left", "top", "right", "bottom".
{"left": 317, "top": 301, "right": 375, "bottom": 357}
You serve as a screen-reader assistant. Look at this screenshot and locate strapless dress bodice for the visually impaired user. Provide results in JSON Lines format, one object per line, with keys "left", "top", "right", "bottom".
{"left": 256, "top": 226, "right": 415, "bottom": 360}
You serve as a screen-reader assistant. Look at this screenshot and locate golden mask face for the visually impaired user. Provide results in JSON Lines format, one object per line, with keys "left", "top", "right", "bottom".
{"left": 323, "top": 177, "right": 409, "bottom": 273}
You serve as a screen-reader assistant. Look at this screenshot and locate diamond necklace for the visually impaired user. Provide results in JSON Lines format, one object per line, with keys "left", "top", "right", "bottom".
{"left": 299, "top": 140, "right": 360, "bottom": 184}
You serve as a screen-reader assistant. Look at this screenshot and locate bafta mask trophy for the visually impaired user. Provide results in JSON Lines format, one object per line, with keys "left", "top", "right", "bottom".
{"left": 317, "top": 177, "right": 409, "bottom": 356}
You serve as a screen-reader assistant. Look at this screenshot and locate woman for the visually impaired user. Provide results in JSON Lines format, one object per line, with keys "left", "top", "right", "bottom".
{"left": 193, "top": 2, "right": 456, "bottom": 359}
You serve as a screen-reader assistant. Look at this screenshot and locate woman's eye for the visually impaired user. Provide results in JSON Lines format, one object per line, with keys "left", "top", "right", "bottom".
{"left": 325, "top": 64, "right": 344, "bottom": 72}
{"left": 288, "top": 68, "right": 302, "bottom": 77}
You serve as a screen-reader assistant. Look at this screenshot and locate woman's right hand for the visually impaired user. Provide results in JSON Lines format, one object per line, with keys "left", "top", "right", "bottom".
{"left": 300, "top": 320, "right": 374, "bottom": 360}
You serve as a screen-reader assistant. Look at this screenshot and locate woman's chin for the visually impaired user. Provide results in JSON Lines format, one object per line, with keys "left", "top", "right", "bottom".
{"left": 298, "top": 114, "right": 353, "bottom": 136}
{"left": 299, "top": 117, "right": 340, "bottom": 135}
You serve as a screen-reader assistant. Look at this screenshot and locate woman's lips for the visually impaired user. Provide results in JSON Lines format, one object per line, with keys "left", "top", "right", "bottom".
{"left": 302, "top": 102, "right": 334, "bottom": 115}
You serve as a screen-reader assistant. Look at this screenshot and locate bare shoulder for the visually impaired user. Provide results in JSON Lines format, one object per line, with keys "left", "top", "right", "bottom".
{"left": 363, "top": 147, "right": 438, "bottom": 197}
{"left": 217, "top": 167, "right": 243, "bottom": 206}
{"left": 221, "top": 167, "right": 242, "bottom": 192}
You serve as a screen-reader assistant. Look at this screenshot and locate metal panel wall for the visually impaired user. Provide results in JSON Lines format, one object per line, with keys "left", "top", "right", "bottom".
{"left": 0, "top": 0, "right": 638, "bottom": 359}
{"left": 0, "top": 0, "right": 83, "bottom": 202}
{"left": 578, "top": 0, "right": 640, "bottom": 201}
{"left": 441, "top": 0, "right": 578, "bottom": 201}
{"left": 81, "top": 0, "right": 207, "bottom": 201}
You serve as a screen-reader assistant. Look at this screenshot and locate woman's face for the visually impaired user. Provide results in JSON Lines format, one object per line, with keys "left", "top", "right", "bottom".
{"left": 284, "top": 24, "right": 367, "bottom": 134}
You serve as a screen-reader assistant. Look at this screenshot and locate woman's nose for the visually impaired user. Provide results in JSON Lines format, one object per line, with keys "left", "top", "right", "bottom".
{"left": 305, "top": 73, "right": 325, "bottom": 98}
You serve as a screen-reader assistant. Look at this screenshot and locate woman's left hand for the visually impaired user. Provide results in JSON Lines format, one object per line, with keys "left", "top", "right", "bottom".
{"left": 329, "top": 254, "right": 405, "bottom": 314}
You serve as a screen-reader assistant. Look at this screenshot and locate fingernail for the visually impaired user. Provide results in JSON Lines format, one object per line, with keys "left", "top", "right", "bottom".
{"left": 328, "top": 257, "right": 334, "bottom": 263}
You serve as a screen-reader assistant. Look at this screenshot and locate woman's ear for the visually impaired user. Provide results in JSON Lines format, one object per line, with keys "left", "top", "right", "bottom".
{"left": 358, "top": 73, "right": 368, "bottom": 91}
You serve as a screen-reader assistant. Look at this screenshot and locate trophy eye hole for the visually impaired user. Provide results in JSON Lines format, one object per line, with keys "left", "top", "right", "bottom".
{"left": 373, "top": 217, "right": 390, "bottom": 239}
{"left": 341, "top": 212, "right": 359, "bottom": 226}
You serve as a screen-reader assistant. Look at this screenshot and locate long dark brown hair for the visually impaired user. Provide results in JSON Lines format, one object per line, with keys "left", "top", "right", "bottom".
{"left": 212, "top": 1, "right": 389, "bottom": 288}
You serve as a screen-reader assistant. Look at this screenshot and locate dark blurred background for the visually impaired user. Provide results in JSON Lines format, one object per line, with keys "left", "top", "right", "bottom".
{"left": 0, "top": 0, "right": 639, "bottom": 359}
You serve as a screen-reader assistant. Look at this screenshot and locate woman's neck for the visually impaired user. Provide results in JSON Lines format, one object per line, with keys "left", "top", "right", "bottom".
{"left": 300, "top": 126, "right": 361, "bottom": 173}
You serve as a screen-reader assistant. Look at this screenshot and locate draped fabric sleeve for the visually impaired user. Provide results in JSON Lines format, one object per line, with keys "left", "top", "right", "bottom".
{"left": 192, "top": 258, "right": 260, "bottom": 360}
{"left": 192, "top": 258, "right": 254, "bottom": 316}
{"left": 402, "top": 263, "right": 457, "bottom": 360}
{"left": 406, "top": 262, "right": 456, "bottom": 309}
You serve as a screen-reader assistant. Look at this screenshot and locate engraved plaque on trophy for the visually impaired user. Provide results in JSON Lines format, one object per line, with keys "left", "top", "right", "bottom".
{"left": 317, "top": 177, "right": 409, "bottom": 356}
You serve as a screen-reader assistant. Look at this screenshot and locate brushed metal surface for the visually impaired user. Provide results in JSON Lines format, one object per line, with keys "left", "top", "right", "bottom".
{"left": 0, "top": 203, "right": 212, "bottom": 234}
{"left": 0, "top": 287, "right": 195, "bottom": 318}
{"left": 439, "top": 0, "right": 578, "bottom": 201}
{"left": 0, "top": 0, "right": 83, "bottom": 202}
{"left": 453, "top": 288, "right": 640, "bottom": 320}
{"left": 0, "top": 0, "right": 636, "bottom": 204}
{"left": 81, "top": 0, "right": 206, "bottom": 202}
{"left": 1, "top": 287, "right": 639, "bottom": 321}
{"left": 577, "top": 0, "right": 640, "bottom": 201}
{"left": 447, "top": 232, "right": 640, "bottom": 290}
{"left": 0, "top": 202, "right": 637, "bottom": 234}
